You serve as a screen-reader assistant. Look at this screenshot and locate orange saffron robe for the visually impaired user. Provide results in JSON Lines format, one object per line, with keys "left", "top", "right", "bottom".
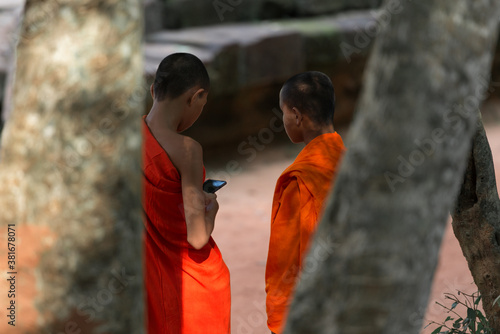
{"left": 265, "top": 133, "right": 345, "bottom": 333}
{"left": 142, "top": 119, "right": 231, "bottom": 334}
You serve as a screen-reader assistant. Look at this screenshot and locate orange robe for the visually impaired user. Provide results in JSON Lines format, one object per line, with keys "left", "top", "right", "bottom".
{"left": 265, "top": 132, "right": 345, "bottom": 333}
{"left": 142, "top": 119, "right": 231, "bottom": 334}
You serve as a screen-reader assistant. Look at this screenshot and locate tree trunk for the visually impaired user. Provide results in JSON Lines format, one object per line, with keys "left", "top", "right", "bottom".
{"left": 0, "top": 1, "right": 144, "bottom": 333}
{"left": 452, "top": 118, "right": 500, "bottom": 332}
{"left": 284, "top": 1, "right": 500, "bottom": 334}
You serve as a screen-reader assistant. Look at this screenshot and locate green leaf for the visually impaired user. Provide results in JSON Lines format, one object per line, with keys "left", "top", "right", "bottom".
{"left": 474, "top": 295, "right": 482, "bottom": 305}
{"left": 451, "top": 302, "right": 458, "bottom": 310}
{"left": 493, "top": 295, "right": 500, "bottom": 307}
{"left": 476, "top": 310, "right": 487, "bottom": 324}
{"left": 467, "top": 308, "right": 475, "bottom": 319}
{"left": 445, "top": 316, "right": 453, "bottom": 322}
{"left": 431, "top": 326, "right": 442, "bottom": 334}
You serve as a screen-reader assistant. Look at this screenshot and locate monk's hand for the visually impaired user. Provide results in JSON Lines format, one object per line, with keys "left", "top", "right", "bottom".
{"left": 204, "top": 192, "right": 219, "bottom": 214}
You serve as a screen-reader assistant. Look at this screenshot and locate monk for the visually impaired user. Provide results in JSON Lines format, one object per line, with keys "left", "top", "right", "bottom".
{"left": 142, "top": 53, "right": 230, "bottom": 333}
{"left": 265, "top": 71, "right": 346, "bottom": 334}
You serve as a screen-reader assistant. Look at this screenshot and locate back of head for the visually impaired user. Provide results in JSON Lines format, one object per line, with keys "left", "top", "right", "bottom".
{"left": 281, "top": 71, "right": 335, "bottom": 125}
{"left": 153, "top": 53, "right": 210, "bottom": 101}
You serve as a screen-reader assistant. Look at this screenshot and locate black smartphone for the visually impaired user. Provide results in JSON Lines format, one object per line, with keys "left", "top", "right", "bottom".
{"left": 203, "top": 179, "right": 227, "bottom": 193}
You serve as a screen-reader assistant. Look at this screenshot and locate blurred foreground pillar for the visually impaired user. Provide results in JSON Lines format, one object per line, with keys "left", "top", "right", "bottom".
{"left": 0, "top": 1, "right": 144, "bottom": 333}
{"left": 285, "top": 1, "right": 500, "bottom": 333}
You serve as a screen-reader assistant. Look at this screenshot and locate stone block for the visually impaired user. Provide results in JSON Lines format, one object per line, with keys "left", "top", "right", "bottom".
{"left": 295, "top": 0, "right": 382, "bottom": 15}
{"left": 159, "top": 0, "right": 382, "bottom": 29}
{"left": 145, "top": 23, "right": 304, "bottom": 95}
{"left": 163, "top": 0, "right": 264, "bottom": 29}
{"left": 276, "top": 11, "right": 376, "bottom": 66}
{"left": 242, "top": 30, "right": 303, "bottom": 86}
{"left": 273, "top": 12, "right": 375, "bottom": 126}
{"left": 143, "top": 12, "right": 379, "bottom": 146}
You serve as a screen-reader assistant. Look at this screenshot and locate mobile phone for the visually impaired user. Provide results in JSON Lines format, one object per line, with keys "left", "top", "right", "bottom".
{"left": 203, "top": 179, "right": 227, "bottom": 193}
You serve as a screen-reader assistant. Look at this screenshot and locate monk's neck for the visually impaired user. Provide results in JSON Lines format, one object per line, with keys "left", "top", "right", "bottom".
{"left": 146, "top": 101, "right": 182, "bottom": 133}
{"left": 303, "top": 125, "right": 335, "bottom": 145}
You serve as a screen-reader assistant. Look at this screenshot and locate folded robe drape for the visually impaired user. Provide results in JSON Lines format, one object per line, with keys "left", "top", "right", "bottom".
{"left": 265, "top": 132, "right": 345, "bottom": 333}
{"left": 142, "top": 118, "right": 231, "bottom": 334}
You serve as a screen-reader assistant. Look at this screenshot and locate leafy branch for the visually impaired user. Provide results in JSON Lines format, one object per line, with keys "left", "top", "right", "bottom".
{"left": 425, "top": 291, "right": 493, "bottom": 334}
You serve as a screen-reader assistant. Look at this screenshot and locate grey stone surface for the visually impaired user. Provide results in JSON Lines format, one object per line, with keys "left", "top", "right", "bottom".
{"left": 145, "top": 11, "right": 376, "bottom": 88}
{"left": 162, "top": 0, "right": 264, "bottom": 29}
{"left": 276, "top": 11, "right": 376, "bottom": 65}
{"left": 296, "top": 0, "right": 382, "bottom": 15}
{"left": 145, "top": 23, "right": 306, "bottom": 94}
{"left": 144, "top": 10, "right": 500, "bottom": 148}
{"left": 160, "top": 0, "right": 382, "bottom": 29}
{"left": 144, "top": 11, "right": 376, "bottom": 146}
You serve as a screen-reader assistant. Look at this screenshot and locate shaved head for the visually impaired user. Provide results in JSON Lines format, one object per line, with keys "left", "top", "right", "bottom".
{"left": 153, "top": 53, "right": 210, "bottom": 101}
{"left": 280, "top": 71, "right": 335, "bottom": 125}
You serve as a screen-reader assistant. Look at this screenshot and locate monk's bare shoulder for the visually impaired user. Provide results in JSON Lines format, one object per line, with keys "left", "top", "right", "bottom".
{"left": 168, "top": 134, "right": 203, "bottom": 177}
{"left": 151, "top": 125, "right": 203, "bottom": 177}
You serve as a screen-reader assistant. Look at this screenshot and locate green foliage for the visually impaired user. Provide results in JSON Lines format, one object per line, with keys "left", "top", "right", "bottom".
{"left": 425, "top": 291, "right": 493, "bottom": 334}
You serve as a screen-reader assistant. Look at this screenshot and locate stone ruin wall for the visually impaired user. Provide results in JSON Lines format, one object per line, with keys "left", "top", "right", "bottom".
{"left": 1, "top": 0, "right": 499, "bottom": 148}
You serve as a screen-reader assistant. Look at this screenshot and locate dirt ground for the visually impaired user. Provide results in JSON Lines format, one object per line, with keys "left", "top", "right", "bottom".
{"left": 211, "top": 120, "right": 500, "bottom": 334}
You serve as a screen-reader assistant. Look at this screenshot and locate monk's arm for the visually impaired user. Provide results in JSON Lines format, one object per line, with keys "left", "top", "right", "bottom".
{"left": 178, "top": 139, "right": 218, "bottom": 250}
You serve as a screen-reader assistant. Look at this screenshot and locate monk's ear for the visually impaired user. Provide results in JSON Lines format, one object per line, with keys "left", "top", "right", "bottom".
{"left": 150, "top": 84, "right": 155, "bottom": 99}
{"left": 292, "top": 107, "right": 303, "bottom": 125}
{"left": 187, "top": 88, "right": 206, "bottom": 106}
{"left": 193, "top": 88, "right": 206, "bottom": 101}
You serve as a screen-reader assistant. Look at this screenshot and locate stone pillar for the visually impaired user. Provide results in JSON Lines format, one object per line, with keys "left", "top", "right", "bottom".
{"left": 0, "top": 1, "right": 145, "bottom": 333}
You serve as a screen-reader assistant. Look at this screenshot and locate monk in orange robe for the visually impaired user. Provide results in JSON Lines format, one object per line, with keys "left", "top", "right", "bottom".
{"left": 265, "top": 71, "right": 346, "bottom": 333}
{"left": 143, "top": 53, "right": 230, "bottom": 333}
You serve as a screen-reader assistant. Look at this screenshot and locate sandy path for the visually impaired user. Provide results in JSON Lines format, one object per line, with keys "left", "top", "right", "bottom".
{"left": 212, "top": 123, "right": 500, "bottom": 334}
{"left": 209, "top": 143, "right": 301, "bottom": 334}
